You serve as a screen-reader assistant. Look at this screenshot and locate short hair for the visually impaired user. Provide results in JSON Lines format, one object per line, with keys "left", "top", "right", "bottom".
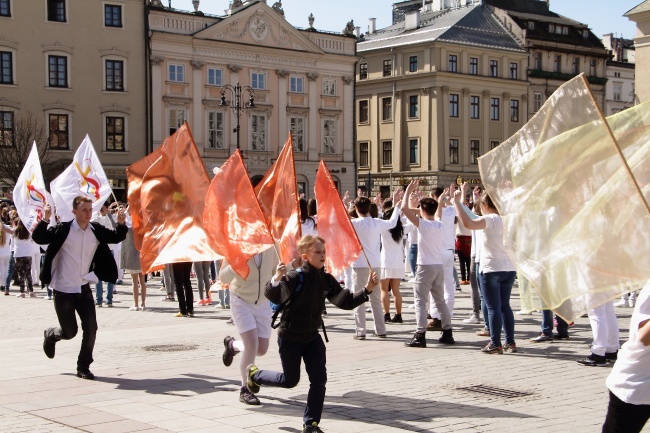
{"left": 382, "top": 199, "right": 393, "bottom": 211}
{"left": 354, "top": 196, "right": 371, "bottom": 215}
{"left": 72, "top": 196, "right": 93, "bottom": 210}
{"left": 297, "top": 235, "right": 326, "bottom": 254}
{"left": 419, "top": 197, "right": 438, "bottom": 216}
{"left": 432, "top": 187, "right": 444, "bottom": 200}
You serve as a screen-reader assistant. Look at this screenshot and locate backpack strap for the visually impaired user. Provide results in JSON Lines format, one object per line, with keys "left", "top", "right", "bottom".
{"left": 271, "top": 269, "right": 304, "bottom": 329}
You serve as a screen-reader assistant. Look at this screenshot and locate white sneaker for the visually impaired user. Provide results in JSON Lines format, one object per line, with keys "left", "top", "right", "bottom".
{"left": 129, "top": 306, "right": 140, "bottom": 311}
{"left": 614, "top": 299, "right": 629, "bottom": 308}
{"left": 463, "top": 315, "right": 480, "bottom": 324}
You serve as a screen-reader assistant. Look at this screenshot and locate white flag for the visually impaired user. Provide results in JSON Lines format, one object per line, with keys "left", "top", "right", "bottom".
{"left": 13, "top": 142, "right": 48, "bottom": 232}
{"left": 50, "top": 135, "right": 113, "bottom": 221}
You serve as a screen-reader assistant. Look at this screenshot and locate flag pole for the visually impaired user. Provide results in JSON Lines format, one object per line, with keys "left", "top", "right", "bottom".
{"left": 580, "top": 74, "right": 650, "bottom": 216}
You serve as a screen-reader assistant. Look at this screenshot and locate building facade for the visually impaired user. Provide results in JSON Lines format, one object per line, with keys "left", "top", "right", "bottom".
{"left": 626, "top": 1, "right": 650, "bottom": 102}
{"left": 148, "top": 0, "right": 358, "bottom": 197}
{"left": 0, "top": 0, "right": 148, "bottom": 198}
{"left": 602, "top": 34, "right": 636, "bottom": 115}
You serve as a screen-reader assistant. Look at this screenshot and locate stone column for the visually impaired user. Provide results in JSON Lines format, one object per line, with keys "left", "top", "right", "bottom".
{"left": 191, "top": 60, "right": 205, "bottom": 151}
{"left": 150, "top": 55, "right": 164, "bottom": 148}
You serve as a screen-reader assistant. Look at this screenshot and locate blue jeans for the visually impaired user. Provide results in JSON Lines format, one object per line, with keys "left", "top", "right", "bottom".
{"left": 476, "top": 263, "right": 489, "bottom": 331}
{"left": 541, "top": 310, "right": 568, "bottom": 336}
{"left": 4, "top": 252, "right": 14, "bottom": 289}
{"left": 95, "top": 280, "right": 114, "bottom": 305}
{"left": 408, "top": 244, "right": 418, "bottom": 276}
{"left": 480, "top": 271, "right": 516, "bottom": 346}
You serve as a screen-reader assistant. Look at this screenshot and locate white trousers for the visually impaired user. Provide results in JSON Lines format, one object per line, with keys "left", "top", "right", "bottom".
{"left": 588, "top": 300, "right": 619, "bottom": 356}
{"left": 353, "top": 267, "right": 385, "bottom": 336}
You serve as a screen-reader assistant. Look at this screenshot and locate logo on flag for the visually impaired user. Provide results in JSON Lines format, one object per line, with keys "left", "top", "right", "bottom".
{"left": 74, "top": 159, "right": 102, "bottom": 200}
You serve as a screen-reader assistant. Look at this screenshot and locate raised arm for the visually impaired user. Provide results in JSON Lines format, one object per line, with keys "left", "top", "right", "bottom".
{"left": 400, "top": 180, "right": 420, "bottom": 228}
{"left": 453, "top": 190, "right": 486, "bottom": 230}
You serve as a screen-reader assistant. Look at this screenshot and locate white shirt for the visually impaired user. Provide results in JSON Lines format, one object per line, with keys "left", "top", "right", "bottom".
{"left": 417, "top": 218, "right": 445, "bottom": 265}
{"left": 441, "top": 205, "right": 456, "bottom": 250}
{"left": 13, "top": 237, "right": 38, "bottom": 258}
{"left": 301, "top": 218, "right": 318, "bottom": 237}
{"left": 479, "top": 214, "right": 515, "bottom": 273}
{"left": 0, "top": 226, "right": 11, "bottom": 257}
{"left": 92, "top": 212, "right": 116, "bottom": 251}
{"left": 351, "top": 207, "right": 401, "bottom": 269}
{"left": 50, "top": 219, "right": 100, "bottom": 293}
{"left": 381, "top": 223, "right": 415, "bottom": 269}
{"left": 607, "top": 283, "right": 650, "bottom": 405}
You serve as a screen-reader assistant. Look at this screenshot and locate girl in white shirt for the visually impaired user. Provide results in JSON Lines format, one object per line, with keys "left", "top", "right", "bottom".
{"left": 11, "top": 220, "right": 37, "bottom": 297}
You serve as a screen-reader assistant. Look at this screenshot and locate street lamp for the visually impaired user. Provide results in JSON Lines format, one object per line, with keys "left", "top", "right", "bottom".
{"left": 219, "top": 82, "right": 255, "bottom": 152}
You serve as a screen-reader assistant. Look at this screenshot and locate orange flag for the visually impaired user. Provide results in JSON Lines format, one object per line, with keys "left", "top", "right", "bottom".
{"left": 254, "top": 133, "right": 301, "bottom": 264}
{"left": 203, "top": 151, "right": 274, "bottom": 279}
{"left": 315, "top": 160, "right": 362, "bottom": 277}
{"left": 126, "top": 123, "right": 222, "bottom": 273}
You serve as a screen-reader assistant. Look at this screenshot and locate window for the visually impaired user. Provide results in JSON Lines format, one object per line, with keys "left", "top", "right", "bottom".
{"left": 614, "top": 72, "right": 621, "bottom": 78}
{"left": 470, "top": 140, "right": 480, "bottom": 164}
{"left": 408, "top": 95, "right": 419, "bottom": 119}
{"left": 251, "top": 72, "right": 265, "bottom": 90}
{"left": 105, "top": 60, "right": 124, "bottom": 91}
{"left": 490, "top": 60, "right": 498, "bottom": 77}
{"left": 490, "top": 97, "right": 500, "bottom": 120}
{"left": 48, "top": 55, "right": 68, "bottom": 87}
{"left": 105, "top": 116, "right": 125, "bottom": 151}
{"left": 554, "top": 55, "right": 561, "bottom": 73}
{"left": 48, "top": 114, "right": 69, "bottom": 149}
{"left": 383, "top": 59, "right": 392, "bottom": 77}
{"left": 104, "top": 4, "right": 122, "bottom": 28}
{"left": 409, "top": 139, "right": 419, "bottom": 165}
{"left": 613, "top": 82, "right": 622, "bottom": 101}
{"left": 448, "top": 54, "right": 458, "bottom": 73}
{"left": 534, "top": 52, "right": 542, "bottom": 70}
{"left": 207, "top": 67, "right": 222, "bottom": 86}
{"left": 533, "top": 92, "right": 543, "bottom": 112}
{"left": 590, "top": 59, "right": 596, "bottom": 76}
{"left": 509, "top": 62, "right": 518, "bottom": 80}
{"left": 0, "top": 51, "right": 12, "bottom": 84}
{"left": 409, "top": 56, "right": 418, "bottom": 72}
{"left": 510, "top": 99, "right": 519, "bottom": 122}
{"left": 290, "top": 116, "right": 305, "bottom": 152}
{"left": 47, "top": 0, "right": 66, "bottom": 22}
{"left": 359, "top": 142, "right": 369, "bottom": 167}
{"left": 449, "top": 139, "right": 459, "bottom": 164}
{"left": 449, "top": 94, "right": 459, "bottom": 118}
{"left": 168, "top": 64, "right": 184, "bottom": 83}
{"left": 382, "top": 141, "right": 392, "bottom": 166}
{"left": 583, "top": 29, "right": 589, "bottom": 39}
{"left": 251, "top": 114, "right": 267, "bottom": 151}
{"left": 527, "top": 21, "right": 535, "bottom": 30}
{"left": 323, "top": 119, "right": 337, "bottom": 153}
{"left": 548, "top": 24, "right": 555, "bottom": 33}
{"left": 491, "top": 140, "right": 499, "bottom": 150}
{"left": 562, "top": 26, "right": 569, "bottom": 35}
{"left": 0, "top": 111, "right": 14, "bottom": 147}
{"left": 470, "top": 96, "right": 480, "bottom": 119}
{"left": 359, "top": 63, "right": 368, "bottom": 80}
{"left": 169, "top": 109, "right": 185, "bottom": 136}
{"left": 358, "top": 100, "right": 369, "bottom": 124}
{"left": 290, "top": 76, "right": 304, "bottom": 93}
{"left": 322, "top": 79, "right": 336, "bottom": 96}
{"left": 573, "top": 57, "right": 580, "bottom": 75}
{"left": 381, "top": 97, "right": 392, "bottom": 122}
{"left": 469, "top": 57, "right": 478, "bottom": 75}
{"left": 0, "top": 0, "right": 10, "bottom": 17}
{"left": 207, "top": 111, "right": 224, "bottom": 149}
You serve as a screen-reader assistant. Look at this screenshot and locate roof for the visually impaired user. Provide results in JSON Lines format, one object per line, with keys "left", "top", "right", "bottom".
{"left": 625, "top": 0, "right": 650, "bottom": 16}
{"left": 358, "top": 5, "right": 525, "bottom": 53}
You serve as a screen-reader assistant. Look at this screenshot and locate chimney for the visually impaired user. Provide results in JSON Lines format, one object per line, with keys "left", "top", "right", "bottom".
{"left": 368, "top": 18, "right": 376, "bottom": 35}
{"left": 405, "top": 10, "right": 420, "bottom": 31}
{"left": 355, "top": 26, "right": 360, "bottom": 37}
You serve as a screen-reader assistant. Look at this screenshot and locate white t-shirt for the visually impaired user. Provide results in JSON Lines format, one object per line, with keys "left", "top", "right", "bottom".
{"left": 606, "top": 283, "right": 650, "bottom": 405}
{"left": 301, "top": 218, "right": 318, "bottom": 237}
{"left": 13, "top": 237, "right": 38, "bottom": 258}
{"left": 0, "top": 226, "right": 11, "bottom": 257}
{"left": 416, "top": 218, "right": 444, "bottom": 265}
{"left": 381, "top": 223, "right": 415, "bottom": 269}
{"left": 479, "top": 213, "right": 515, "bottom": 273}
{"left": 351, "top": 207, "right": 401, "bottom": 269}
{"left": 441, "top": 206, "right": 456, "bottom": 250}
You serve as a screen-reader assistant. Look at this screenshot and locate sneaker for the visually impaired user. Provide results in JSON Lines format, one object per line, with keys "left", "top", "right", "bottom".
{"left": 504, "top": 343, "right": 517, "bottom": 353}
{"left": 188, "top": 311, "right": 194, "bottom": 317}
{"left": 476, "top": 329, "right": 490, "bottom": 337}
{"left": 223, "top": 336, "right": 236, "bottom": 367}
{"left": 384, "top": 313, "right": 391, "bottom": 322}
{"left": 613, "top": 298, "right": 629, "bottom": 308}
{"left": 16, "top": 292, "right": 25, "bottom": 298}
{"left": 455, "top": 286, "right": 461, "bottom": 292}
{"left": 438, "top": 329, "right": 455, "bottom": 345}
{"left": 321, "top": 309, "right": 327, "bottom": 316}
{"left": 140, "top": 305, "right": 146, "bottom": 311}
{"left": 197, "top": 299, "right": 207, "bottom": 306}
{"left": 577, "top": 353, "right": 607, "bottom": 367}
{"left": 427, "top": 318, "right": 442, "bottom": 331}
{"left": 95, "top": 302, "right": 102, "bottom": 307}
{"left": 161, "top": 297, "right": 175, "bottom": 302}
{"left": 391, "top": 314, "right": 403, "bottom": 323}
{"left": 76, "top": 368, "right": 95, "bottom": 380}
{"left": 554, "top": 333, "right": 570, "bottom": 340}
{"left": 530, "top": 333, "right": 553, "bottom": 343}
{"left": 226, "top": 318, "right": 234, "bottom": 325}
{"left": 352, "top": 334, "right": 366, "bottom": 340}
{"left": 129, "top": 306, "right": 140, "bottom": 311}
{"left": 481, "top": 343, "right": 503, "bottom": 354}
{"left": 175, "top": 312, "right": 186, "bottom": 317}
{"left": 246, "top": 364, "right": 261, "bottom": 394}
{"left": 302, "top": 422, "right": 324, "bottom": 433}
{"left": 239, "top": 388, "right": 260, "bottom": 405}
{"left": 4, "top": 290, "right": 9, "bottom": 295}
{"left": 372, "top": 332, "right": 387, "bottom": 338}
{"left": 405, "top": 332, "right": 426, "bottom": 348}
{"left": 43, "top": 330, "right": 56, "bottom": 359}
{"left": 462, "top": 314, "right": 480, "bottom": 324}
{"left": 106, "top": 303, "right": 113, "bottom": 308}
{"left": 29, "top": 292, "right": 37, "bottom": 298}
{"left": 44, "top": 296, "right": 53, "bottom": 300}
{"left": 605, "top": 351, "right": 618, "bottom": 362}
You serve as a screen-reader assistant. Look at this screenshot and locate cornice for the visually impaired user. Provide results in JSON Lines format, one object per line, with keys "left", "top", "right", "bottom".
{"left": 194, "top": 47, "right": 316, "bottom": 68}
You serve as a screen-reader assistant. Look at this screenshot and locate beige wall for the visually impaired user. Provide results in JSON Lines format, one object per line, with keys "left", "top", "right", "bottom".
{"left": 628, "top": 6, "right": 650, "bottom": 102}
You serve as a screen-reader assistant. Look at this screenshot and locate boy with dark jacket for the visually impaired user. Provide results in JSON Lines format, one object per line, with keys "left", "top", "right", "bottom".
{"left": 246, "top": 235, "right": 377, "bottom": 433}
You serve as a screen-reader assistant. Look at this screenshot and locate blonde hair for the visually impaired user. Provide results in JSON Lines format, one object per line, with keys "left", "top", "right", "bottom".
{"left": 297, "top": 235, "right": 326, "bottom": 254}
{"left": 0, "top": 226, "right": 5, "bottom": 246}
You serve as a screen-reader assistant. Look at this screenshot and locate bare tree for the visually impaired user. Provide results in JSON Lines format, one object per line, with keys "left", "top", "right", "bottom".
{"left": 0, "top": 110, "right": 65, "bottom": 191}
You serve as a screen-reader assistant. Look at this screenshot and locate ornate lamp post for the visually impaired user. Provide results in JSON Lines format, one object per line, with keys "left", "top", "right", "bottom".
{"left": 220, "top": 82, "right": 255, "bottom": 152}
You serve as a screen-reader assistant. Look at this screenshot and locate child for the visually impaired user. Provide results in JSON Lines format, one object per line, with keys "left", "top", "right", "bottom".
{"left": 246, "top": 235, "right": 378, "bottom": 433}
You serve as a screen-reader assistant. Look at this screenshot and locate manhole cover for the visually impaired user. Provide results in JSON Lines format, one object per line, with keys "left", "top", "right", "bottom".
{"left": 143, "top": 344, "right": 198, "bottom": 352}
{"left": 457, "top": 385, "right": 533, "bottom": 398}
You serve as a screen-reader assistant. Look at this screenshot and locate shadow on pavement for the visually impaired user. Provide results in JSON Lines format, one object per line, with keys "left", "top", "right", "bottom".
{"left": 95, "top": 373, "right": 240, "bottom": 396}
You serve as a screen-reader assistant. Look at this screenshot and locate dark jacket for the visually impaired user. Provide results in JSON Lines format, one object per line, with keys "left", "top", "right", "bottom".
{"left": 265, "top": 262, "right": 369, "bottom": 342}
{"left": 32, "top": 219, "right": 128, "bottom": 285}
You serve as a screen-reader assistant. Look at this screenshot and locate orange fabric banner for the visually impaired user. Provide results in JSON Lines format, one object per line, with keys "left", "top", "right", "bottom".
{"left": 254, "top": 133, "right": 301, "bottom": 264}
{"left": 315, "top": 160, "right": 362, "bottom": 277}
{"left": 126, "top": 123, "right": 222, "bottom": 273}
{"left": 204, "top": 151, "right": 274, "bottom": 280}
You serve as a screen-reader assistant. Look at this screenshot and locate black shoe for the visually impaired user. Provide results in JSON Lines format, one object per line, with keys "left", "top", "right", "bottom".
{"left": 76, "top": 368, "right": 95, "bottom": 380}
{"left": 384, "top": 313, "right": 391, "bottom": 322}
{"left": 302, "top": 422, "right": 324, "bottom": 433}
{"left": 405, "top": 332, "right": 426, "bottom": 348}
{"left": 605, "top": 351, "right": 618, "bottom": 362}
{"left": 577, "top": 353, "right": 607, "bottom": 367}
{"left": 391, "top": 314, "right": 403, "bottom": 323}
{"left": 438, "top": 329, "right": 455, "bottom": 345}
{"left": 43, "top": 330, "right": 56, "bottom": 359}
{"left": 223, "top": 336, "right": 235, "bottom": 367}
{"left": 554, "top": 333, "right": 570, "bottom": 340}
{"left": 239, "top": 388, "right": 260, "bottom": 405}
{"left": 321, "top": 309, "right": 327, "bottom": 316}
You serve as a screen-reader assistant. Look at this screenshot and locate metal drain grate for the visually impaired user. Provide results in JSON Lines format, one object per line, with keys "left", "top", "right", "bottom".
{"left": 457, "top": 384, "right": 533, "bottom": 399}
{"left": 143, "top": 344, "right": 198, "bottom": 352}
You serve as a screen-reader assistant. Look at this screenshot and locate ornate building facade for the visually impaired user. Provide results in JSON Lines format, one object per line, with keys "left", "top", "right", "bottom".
{"left": 626, "top": 1, "right": 650, "bottom": 102}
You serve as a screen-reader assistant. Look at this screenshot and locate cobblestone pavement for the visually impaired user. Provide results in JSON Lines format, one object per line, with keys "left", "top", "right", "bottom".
{"left": 0, "top": 273, "right": 645, "bottom": 433}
